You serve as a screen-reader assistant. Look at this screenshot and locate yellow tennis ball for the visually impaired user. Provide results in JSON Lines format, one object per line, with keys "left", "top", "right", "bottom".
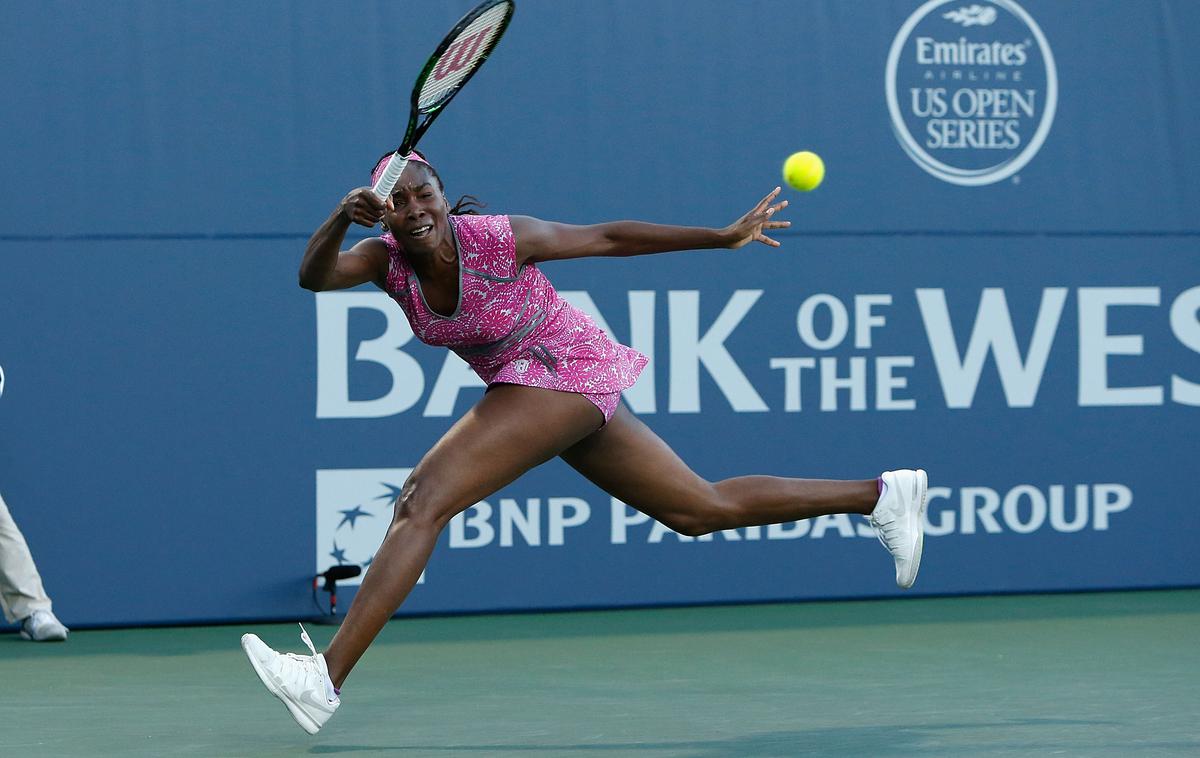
{"left": 783, "top": 151, "right": 825, "bottom": 192}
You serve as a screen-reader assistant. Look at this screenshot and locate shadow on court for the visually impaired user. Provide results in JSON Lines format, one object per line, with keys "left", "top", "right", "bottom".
{"left": 309, "top": 719, "right": 1200, "bottom": 757}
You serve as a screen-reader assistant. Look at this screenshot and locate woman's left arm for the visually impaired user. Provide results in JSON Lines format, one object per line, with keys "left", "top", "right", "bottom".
{"left": 512, "top": 187, "right": 790, "bottom": 265}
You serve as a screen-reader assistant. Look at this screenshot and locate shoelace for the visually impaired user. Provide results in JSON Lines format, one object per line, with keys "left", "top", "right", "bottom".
{"left": 869, "top": 512, "right": 903, "bottom": 556}
{"left": 282, "top": 652, "right": 320, "bottom": 672}
{"left": 282, "top": 624, "right": 321, "bottom": 674}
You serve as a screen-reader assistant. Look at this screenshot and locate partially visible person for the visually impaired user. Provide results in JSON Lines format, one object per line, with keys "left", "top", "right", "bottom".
{"left": 0, "top": 491, "right": 69, "bottom": 642}
{"left": 0, "top": 362, "right": 68, "bottom": 641}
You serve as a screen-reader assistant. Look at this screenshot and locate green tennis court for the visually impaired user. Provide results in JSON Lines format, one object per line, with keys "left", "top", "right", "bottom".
{"left": 3, "top": 590, "right": 1196, "bottom": 757}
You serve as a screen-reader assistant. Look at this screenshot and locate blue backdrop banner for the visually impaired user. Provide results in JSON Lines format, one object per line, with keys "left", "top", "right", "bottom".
{"left": 0, "top": 1, "right": 1196, "bottom": 627}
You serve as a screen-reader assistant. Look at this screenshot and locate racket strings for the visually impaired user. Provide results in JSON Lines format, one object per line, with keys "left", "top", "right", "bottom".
{"left": 417, "top": 3, "right": 511, "bottom": 112}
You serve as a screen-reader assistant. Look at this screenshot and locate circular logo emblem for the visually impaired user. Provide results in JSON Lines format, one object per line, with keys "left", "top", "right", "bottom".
{"left": 886, "top": 0, "right": 1057, "bottom": 186}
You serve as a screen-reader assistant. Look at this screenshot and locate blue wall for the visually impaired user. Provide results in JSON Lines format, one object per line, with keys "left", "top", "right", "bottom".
{"left": 1, "top": 1, "right": 1197, "bottom": 627}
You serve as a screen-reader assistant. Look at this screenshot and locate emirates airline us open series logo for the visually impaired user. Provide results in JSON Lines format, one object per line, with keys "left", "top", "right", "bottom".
{"left": 886, "top": 1, "right": 1057, "bottom": 186}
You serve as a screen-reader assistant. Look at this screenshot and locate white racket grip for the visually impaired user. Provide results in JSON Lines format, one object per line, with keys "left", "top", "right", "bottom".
{"left": 372, "top": 152, "right": 410, "bottom": 199}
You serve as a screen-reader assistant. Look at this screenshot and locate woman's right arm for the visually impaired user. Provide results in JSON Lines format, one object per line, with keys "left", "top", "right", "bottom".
{"left": 298, "top": 188, "right": 391, "bottom": 291}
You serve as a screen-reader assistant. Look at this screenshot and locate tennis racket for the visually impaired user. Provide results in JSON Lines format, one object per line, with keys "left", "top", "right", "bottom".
{"left": 371, "top": 0, "right": 515, "bottom": 199}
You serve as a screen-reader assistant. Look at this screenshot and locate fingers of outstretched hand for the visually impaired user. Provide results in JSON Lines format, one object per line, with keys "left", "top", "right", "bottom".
{"left": 758, "top": 186, "right": 782, "bottom": 208}
{"left": 757, "top": 195, "right": 789, "bottom": 246}
{"left": 726, "top": 189, "right": 790, "bottom": 249}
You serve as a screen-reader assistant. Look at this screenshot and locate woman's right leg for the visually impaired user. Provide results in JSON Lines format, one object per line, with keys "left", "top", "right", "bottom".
{"left": 322, "top": 384, "right": 604, "bottom": 687}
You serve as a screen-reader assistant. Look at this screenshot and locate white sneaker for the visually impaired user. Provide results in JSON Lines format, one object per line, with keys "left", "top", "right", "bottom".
{"left": 869, "top": 469, "right": 928, "bottom": 589}
{"left": 241, "top": 624, "right": 340, "bottom": 734}
{"left": 20, "top": 609, "right": 69, "bottom": 642}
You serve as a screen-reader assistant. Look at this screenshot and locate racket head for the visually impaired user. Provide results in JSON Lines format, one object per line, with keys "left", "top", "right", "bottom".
{"left": 410, "top": 0, "right": 515, "bottom": 119}
{"left": 377, "top": 0, "right": 514, "bottom": 199}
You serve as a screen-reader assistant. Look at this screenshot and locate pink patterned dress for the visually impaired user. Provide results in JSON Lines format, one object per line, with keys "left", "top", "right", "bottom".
{"left": 381, "top": 214, "right": 647, "bottom": 422}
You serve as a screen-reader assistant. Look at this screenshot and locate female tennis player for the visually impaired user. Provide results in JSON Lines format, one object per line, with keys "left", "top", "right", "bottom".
{"left": 241, "top": 151, "right": 928, "bottom": 734}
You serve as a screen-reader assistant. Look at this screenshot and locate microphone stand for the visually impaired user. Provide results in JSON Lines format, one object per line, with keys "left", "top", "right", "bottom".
{"left": 310, "top": 565, "right": 361, "bottom": 625}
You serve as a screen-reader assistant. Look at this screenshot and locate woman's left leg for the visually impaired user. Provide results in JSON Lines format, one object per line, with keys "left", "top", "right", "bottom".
{"left": 559, "top": 405, "right": 878, "bottom": 535}
{"left": 559, "top": 404, "right": 926, "bottom": 587}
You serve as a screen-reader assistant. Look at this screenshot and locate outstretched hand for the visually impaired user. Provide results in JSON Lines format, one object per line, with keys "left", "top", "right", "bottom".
{"left": 722, "top": 187, "right": 791, "bottom": 249}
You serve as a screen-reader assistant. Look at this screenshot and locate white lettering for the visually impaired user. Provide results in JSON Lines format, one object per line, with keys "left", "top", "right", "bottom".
{"left": 610, "top": 483, "right": 1132, "bottom": 544}
{"left": 449, "top": 502, "right": 494, "bottom": 548}
{"left": 875, "top": 356, "right": 917, "bottom": 411}
{"left": 1169, "top": 286, "right": 1200, "bottom": 406}
{"left": 1078, "top": 288, "right": 1163, "bottom": 406}
{"left": 910, "top": 87, "right": 947, "bottom": 117}
{"left": 798, "top": 294, "right": 849, "bottom": 350}
{"left": 1002, "top": 485, "right": 1046, "bottom": 534}
{"left": 855, "top": 294, "right": 892, "bottom": 348}
{"left": 1049, "top": 485, "right": 1090, "bottom": 533}
{"left": 315, "top": 292, "right": 424, "bottom": 418}
{"left": 768, "top": 520, "right": 810, "bottom": 539}
{"left": 769, "top": 357, "right": 816, "bottom": 412}
{"left": 820, "top": 357, "right": 867, "bottom": 411}
{"left": 669, "top": 290, "right": 767, "bottom": 412}
{"left": 924, "top": 487, "right": 956, "bottom": 536}
{"left": 499, "top": 498, "right": 540, "bottom": 547}
{"left": 960, "top": 486, "right": 1002, "bottom": 534}
{"left": 423, "top": 353, "right": 485, "bottom": 417}
{"left": 610, "top": 499, "right": 650, "bottom": 544}
{"left": 915, "top": 38, "right": 1031, "bottom": 67}
{"left": 548, "top": 497, "right": 590, "bottom": 545}
{"left": 1093, "top": 484, "right": 1132, "bottom": 530}
{"left": 918, "top": 287, "right": 1067, "bottom": 408}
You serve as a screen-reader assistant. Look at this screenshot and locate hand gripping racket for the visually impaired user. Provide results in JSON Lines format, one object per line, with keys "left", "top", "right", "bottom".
{"left": 371, "top": 0, "right": 515, "bottom": 200}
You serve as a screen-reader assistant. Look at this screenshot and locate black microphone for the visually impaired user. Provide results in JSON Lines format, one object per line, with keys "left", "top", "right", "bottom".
{"left": 312, "top": 565, "right": 362, "bottom": 619}
{"left": 320, "top": 565, "right": 362, "bottom": 592}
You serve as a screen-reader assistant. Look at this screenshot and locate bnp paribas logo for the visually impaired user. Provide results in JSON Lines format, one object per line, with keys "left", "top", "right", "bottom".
{"left": 886, "top": 1, "right": 1057, "bottom": 186}
{"left": 316, "top": 468, "right": 424, "bottom": 586}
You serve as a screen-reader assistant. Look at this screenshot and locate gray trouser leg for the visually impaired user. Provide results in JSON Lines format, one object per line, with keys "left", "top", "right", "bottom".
{"left": 0, "top": 491, "right": 53, "bottom": 623}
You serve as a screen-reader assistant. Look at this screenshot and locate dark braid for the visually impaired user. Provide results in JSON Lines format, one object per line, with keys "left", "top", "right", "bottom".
{"left": 371, "top": 149, "right": 487, "bottom": 216}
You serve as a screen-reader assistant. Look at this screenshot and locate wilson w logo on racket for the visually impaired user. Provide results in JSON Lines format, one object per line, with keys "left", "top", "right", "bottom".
{"left": 372, "top": 0, "right": 515, "bottom": 200}
{"left": 433, "top": 27, "right": 494, "bottom": 81}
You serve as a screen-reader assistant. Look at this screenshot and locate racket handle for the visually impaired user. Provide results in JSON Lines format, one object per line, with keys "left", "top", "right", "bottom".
{"left": 372, "top": 152, "right": 411, "bottom": 200}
